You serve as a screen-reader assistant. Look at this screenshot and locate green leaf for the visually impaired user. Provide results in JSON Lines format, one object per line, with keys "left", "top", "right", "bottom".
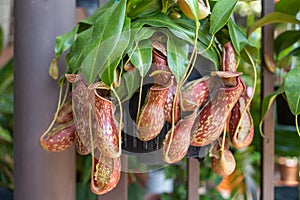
{"left": 284, "top": 66, "right": 300, "bottom": 115}
{"left": 286, "top": 46, "right": 300, "bottom": 58}
{"left": 247, "top": 12, "right": 300, "bottom": 37}
{"left": 76, "top": 182, "right": 97, "bottom": 200}
{"left": 0, "top": 94, "right": 13, "bottom": 115}
{"left": 134, "top": 27, "right": 156, "bottom": 42}
{"left": 0, "top": 59, "right": 13, "bottom": 94}
{"left": 162, "top": 0, "right": 176, "bottom": 14}
{"left": 209, "top": 0, "right": 238, "bottom": 35}
{"left": 101, "top": 17, "right": 131, "bottom": 86}
{"left": 274, "top": 31, "right": 300, "bottom": 57}
{"left": 133, "top": 17, "right": 216, "bottom": 79}
{"left": 259, "top": 87, "right": 285, "bottom": 136}
{"left": 115, "top": 68, "right": 141, "bottom": 101}
{"left": 83, "top": 155, "right": 92, "bottom": 184}
{"left": 67, "top": 28, "right": 93, "bottom": 73}
{"left": 197, "top": 21, "right": 219, "bottom": 68}
{"left": 124, "top": 69, "right": 141, "bottom": 100}
{"left": 114, "top": 77, "right": 127, "bottom": 101}
{"left": 275, "top": 124, "right": 300, "bottom": 156}
{"left": 276, "top": 56, "right": 292, "bottom": 70}
{"left": 275, "top": 0, "right": 300, "bottom": 16}
{"left": 81, "top": 0, "right": 127, "bottom": 84}
{"left": 54, "top": 26, "right": 79, "bottom": 57}
{"left": 0, "top": 127, "right": 13, "bottom": 143}
{"left": 228, "top": 19, "right": 254, "bottom": 54}
{"left": 240, "top": 45, "right": 259, "bottom": 64}
{"left": 128, "top": 183, "right": 144, "bottom": 200}
{"left": 129, "top": 39, "right": 152, "bottom": 77}
{"left": 127, "top": 0, "right": 161, "bottom": 19}
{"left": 79, "top": 0, "right": 114, "bottom": 25}
{"left": 132, "top": 14, "right": 195, "bottom": 44}
{"left": 166, "top": 31, "right": 189, "bottom": 82}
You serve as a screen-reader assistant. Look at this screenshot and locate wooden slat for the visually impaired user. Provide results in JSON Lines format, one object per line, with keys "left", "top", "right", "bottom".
{"left": 14, "top": 0, "right": 77, "bottom": 199}
{"left": 261, "top": 1, "right": 275, "bottom": 199}
{"left": 188, "top": 158, "right": 199, "bottom": 200}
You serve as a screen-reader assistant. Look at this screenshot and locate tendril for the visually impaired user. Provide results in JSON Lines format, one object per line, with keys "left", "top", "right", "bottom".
{"left": 233, "top": 49, "right": 257, "bottom": 139}
{"left": 220, "top": 123, "right": 227, "bottom": 155}
{"left": 111, "top": 87, "right": 123, "bottom": 157}
{"left": 40, "top": 82, "right": 65, "bottom": 140}
{"left": 166, "top": 20, "right": 200, "bottom": 159}
{"left": 296, "top": 114, "right": 300, "bottom": 137}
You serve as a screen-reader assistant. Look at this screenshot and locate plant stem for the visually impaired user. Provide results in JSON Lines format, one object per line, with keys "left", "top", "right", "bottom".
{"left": 296, "top": 114, "right": 300, "bottom": 137}
{"left": 233, "top": 49, "right": 257, "bottom": 138}
{"left": 40, "top": 83, "right": 64, "bottom": 139}
{"left": 88, "top": 103, "right": 96, "bottom": 184}
{"left": 111, "top": 87, "right": 123, "bottom": 156}
{"left": 220, "top": 123, "right": 227, "bottom": 153}
{"left": 60, "top": 82, "right": 69, "bottom": 110}
{"left": 136, "top": 76, "right": 144, "bottom": 126}
{"left": 166, "top": 20, "right": 200, "bottom": 158}
{"left": 88, "top": 103, "right": 95, "bottom": 159}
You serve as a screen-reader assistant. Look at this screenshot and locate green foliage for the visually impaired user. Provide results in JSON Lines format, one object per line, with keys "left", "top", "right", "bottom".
{"left": 127, "top": 0, "right": 162, "bottom": 19}
{"left": 55, "top": 26, "right": 79, "bottom": 57}
{"left": 164, "top": 29, "right": 189, "bottom": 82}
{"left": 128, "top": 183, "right": 145, "bottom": 200}
{"left": 51, "top": 0, "right": 257, "bottom": 106}
{"left": 116, "top": 68, "right": 141, "bottom": 101}
{"left": 0, "top": 59, "right": 14, "bottom": 189}
{"left": 284, "top": 66, "right": 300, "bottom": 116}
{"left": 247, "top": 12, "right": 300, "bottom": 37}
{"left": 275, "top": 0, "right": 300, "bottom": 16}
{"left": 275, "top": 124, "right": 300, "bottom": 156}
{"left": 274, "top": 31, "right": 300, "bottom": 58}
{"left": 129, "top": 39, "right": 153, "bottom": 77}
{"left": 101, "top": 17, "right": 131, "bottom": 86}
{"left": 209, "top": 0, "right": 238, "bottom": 35}
{"left": 81, "top": 0, "right": 127, "bottom": 85}
{"left": 248, "top": 0, "right": 300, "bottom": 136}
{"left": 259, "top": 87, "right": 284, "bottom": 136}
{"left": 76, "top": 155, "right": 97, "bottom": 200}
{"left": 162, "top": 160, "right": 188, "bottom": 200}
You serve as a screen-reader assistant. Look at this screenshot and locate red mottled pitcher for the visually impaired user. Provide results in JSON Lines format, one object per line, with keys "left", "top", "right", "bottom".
{"left": 93, "top": 88, "right": 120, "bottom": 158}
{"left": 181, "top": 76, "right": 210, "bottom": 112}
{"left": 152, "top": 48, "right": 171, "bottom": 85}
{"left": 222, "top": 42, "right": 237, "bottom": 72}
{"left": 190, "top": 72, "right": 244, "bottom": 146}
{"left": 210, "top": 138, "right": 236, "bottom": 176}
{"left": 68, "top": 74, "right": 93, "bottom": 154}
{"left": 137, "top": 84, "right": 169, "bottom": 141}
{"left": 229, "top": 95, "right": 254, "bottom": 148}
{"left": 164, "top": 77, "right": 181, "bottom": 124}
{"left": 40, "top": 121, "right": 76, "bottom": 152}
{"left": 163, "top": 111, "right": 197, "bottom": 164}
{"left": 90, "top": 150, "right": 121, "bottom": 195}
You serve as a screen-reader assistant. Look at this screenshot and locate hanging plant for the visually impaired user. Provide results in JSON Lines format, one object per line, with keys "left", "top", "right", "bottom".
{"left": 40, "top": 0, "right": 258, "bottom": 195}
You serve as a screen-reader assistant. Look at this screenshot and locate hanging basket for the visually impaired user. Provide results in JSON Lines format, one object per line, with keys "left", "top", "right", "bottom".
{"left": 39, "top": 0, "right": 258, "bottom": 195}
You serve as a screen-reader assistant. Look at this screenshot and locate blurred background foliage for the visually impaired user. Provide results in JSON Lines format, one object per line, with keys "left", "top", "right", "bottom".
{"left": 0, "top": 24, "right": 14, "bottom": 190}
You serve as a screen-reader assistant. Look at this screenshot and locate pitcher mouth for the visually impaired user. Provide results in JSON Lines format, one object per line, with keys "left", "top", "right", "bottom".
{"left": 94, "top": 88, "right": 112, "bottom": 104}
